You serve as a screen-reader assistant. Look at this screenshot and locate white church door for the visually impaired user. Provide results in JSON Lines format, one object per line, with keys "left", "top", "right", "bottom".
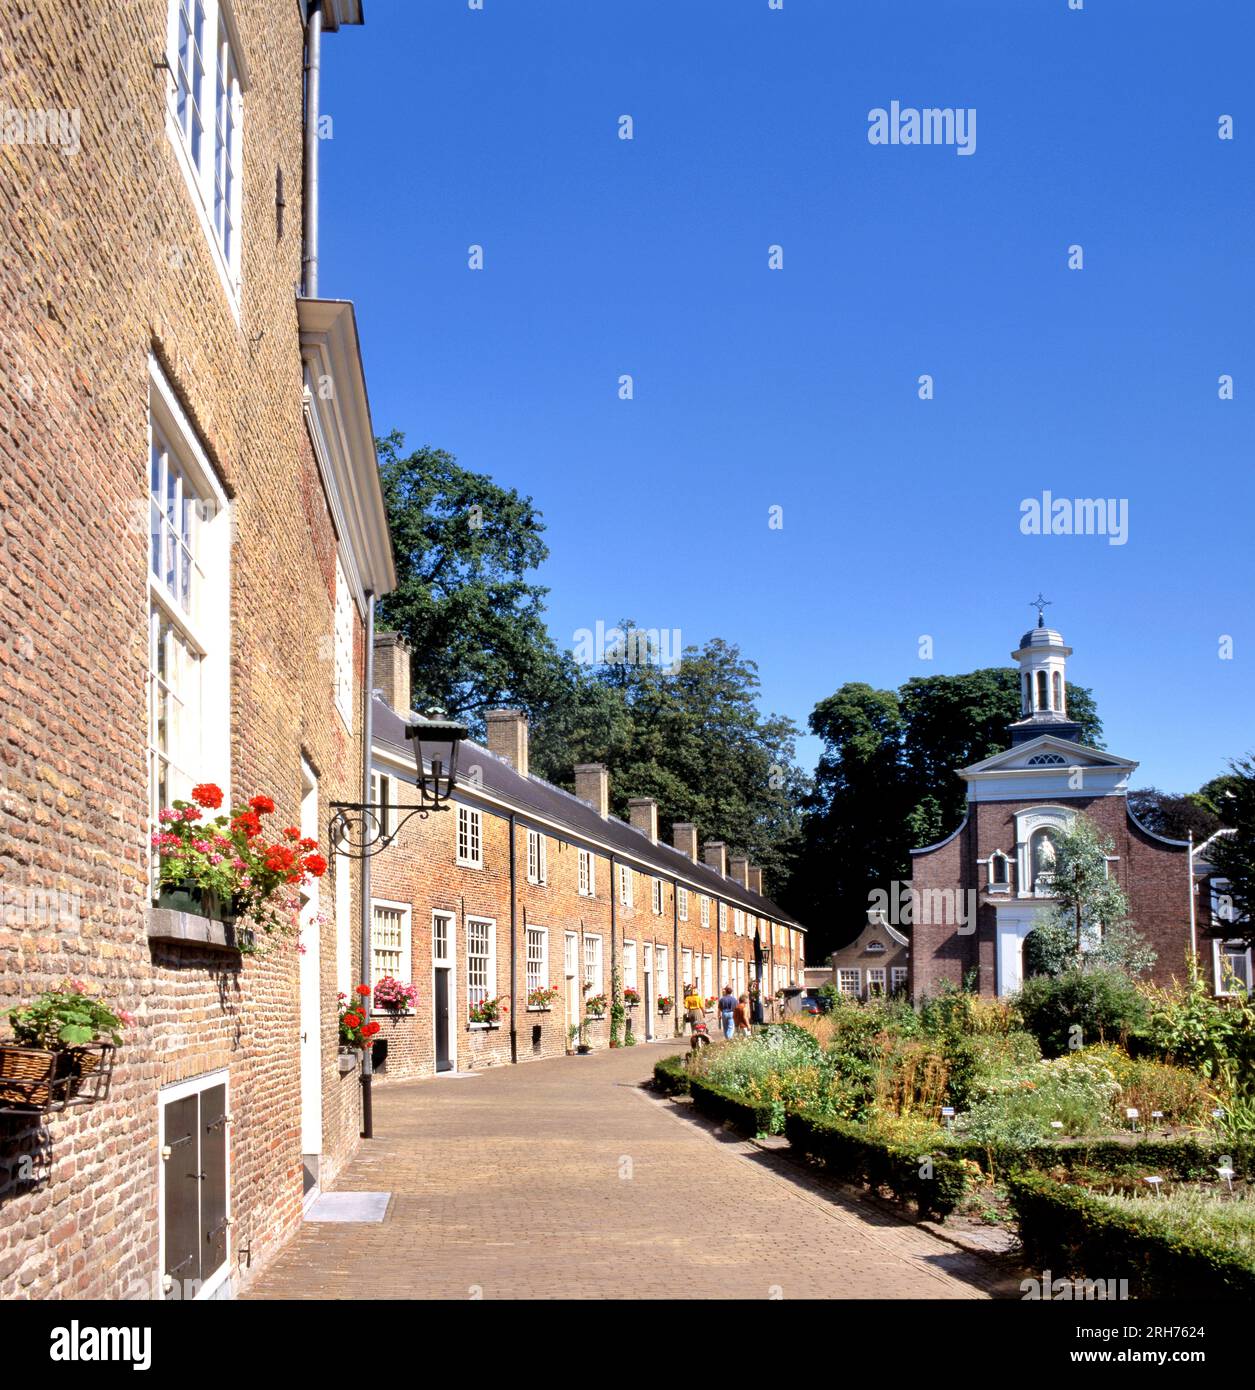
{"left": 995, "top": 906, "right": 1046, "bottom": 996}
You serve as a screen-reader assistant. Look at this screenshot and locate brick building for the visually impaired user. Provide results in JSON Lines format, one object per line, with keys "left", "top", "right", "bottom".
{"left": 361, "top": 635, "right": 808, "bottom": 1076}
{"left": 909, "top": 614, "right": 1236, "bottom": 1001}
{"left": 0, "top": 0, "right": 391, "bottom": 1298}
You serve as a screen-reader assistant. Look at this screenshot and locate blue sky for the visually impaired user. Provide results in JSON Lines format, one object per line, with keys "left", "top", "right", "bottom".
{"left": 318, "top": 0, "right": 1253, "bottom": 793}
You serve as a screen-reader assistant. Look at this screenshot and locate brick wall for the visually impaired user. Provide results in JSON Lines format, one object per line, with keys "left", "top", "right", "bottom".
{"left": 0, "top": 0, "right": 369, "bottom": 1297}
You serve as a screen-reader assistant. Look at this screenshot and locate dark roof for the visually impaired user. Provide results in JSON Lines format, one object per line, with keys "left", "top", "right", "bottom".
{"left": 372, "top": 696, "right": 805, "bottom": 931}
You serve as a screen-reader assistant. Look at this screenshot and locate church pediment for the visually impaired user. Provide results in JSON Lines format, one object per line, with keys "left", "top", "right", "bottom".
{"left": 960, "top": 735, "right": 1137, "bottom": 779}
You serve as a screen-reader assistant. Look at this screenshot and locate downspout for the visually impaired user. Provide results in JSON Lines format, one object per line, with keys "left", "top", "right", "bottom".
{"left": 1188, "top": 831, "right": 1197, "bottom": 980}
{"left": 508, "top": 813, "right": 518, "bottom": 1064}
{"left": 302, "top": 0, "right": 323, "bottom": 297}
{"left": 359, "top": 590, "right": 375, "bottom": 1138}
{"left": 609, "top": 855, "right": 616, "bottom": 1042}
{"left": 671, "top": 878, "right": 679, "bottom": 1037}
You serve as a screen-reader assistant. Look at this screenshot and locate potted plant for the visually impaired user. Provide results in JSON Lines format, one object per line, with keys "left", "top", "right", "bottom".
{"left": 1, "top": 980, "right": 132, "bottom": 1113}
{"left": 151, "top": 783, "right": 327, "bottom": 944}
{"left": 469, "top": 996, "right": 507, "bottom": 1026}
{"left": 568, "top": 1021, "right": 592, "bottom": 1055}
{"left": 704, "top": 996, "right": 717, "bottom": 1012}
{"left": 339, "top": 987, "right": 380, "bottom": 1050}
{"left": 657, "top": 994, "right": 674, "bottom": 1015}
{"left": 623, "top": 986, "right": 641, "bottom": 1008}
{"left": 373, "top": 976, "right": 419, "bottom": 1013}
{"left": 527, "top": 984, "right": 560, "bottom": 1010}
{"left": 584, "top": 993, "right": 608, "bottom": 1018}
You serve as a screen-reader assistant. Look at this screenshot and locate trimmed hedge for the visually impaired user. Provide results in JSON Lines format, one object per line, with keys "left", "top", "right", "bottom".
{"left": 688, "top": 1074, "right": 776, "bottom": 1137}
{"left": 652, "top": 1054, "right": 690, "bottom": 1096}
{"left": 786, "top": 1110, "right": 971, "bottom": 1220}
{"left": 952, "top": 1135, "right": 1254, "bottom": 1182}
{"left": 1007, "top": 1169, "right": 1255, "bottom": 1300}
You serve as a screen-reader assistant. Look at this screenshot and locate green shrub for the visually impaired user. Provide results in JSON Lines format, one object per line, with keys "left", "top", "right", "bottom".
{"left": 652, "top": 1055, "right": 689, "bottom": 1096}
{"left": 1081, "top": 1043, "right": 1216, "bottom": 1127}
{"left": 1007, "top": 1170, "right": 1255, "bottom": 1300}
{"left": 688, "top": 1074, "right": 776, "bottom": 1137}
{"left": 944, "top": 1030, "right": 1042, "bottom": 1109}
{"left": 787, "top": 1109, "right": 972, "bottom": 1220}
{"left": 955, "top": 1053, "right": 1121, "bottom": 1145}
{"left": 1139, "top": 973, "right": 1255, "bottom": 1100}
{"left": 1015, "top": 968, "right": 1146, "bottom": 1057}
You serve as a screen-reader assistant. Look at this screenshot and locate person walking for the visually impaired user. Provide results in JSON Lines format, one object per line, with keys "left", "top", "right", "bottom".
{"left": 733, "top": 994, "right": 751, "bottom": 1038}
{"left": 683, "top": 983, "right": 705, "bottom": 1036}
{"left": 718, "top": 985, "right": 737, "bottom": 1040}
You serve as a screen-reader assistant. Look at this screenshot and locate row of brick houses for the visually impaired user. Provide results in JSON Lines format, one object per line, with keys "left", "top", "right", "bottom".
{"left": 363, "top": 636, "right": 807, "bottom": 1077}
{"left": 0, "top": 0, "right": 393, "bottom": 1299}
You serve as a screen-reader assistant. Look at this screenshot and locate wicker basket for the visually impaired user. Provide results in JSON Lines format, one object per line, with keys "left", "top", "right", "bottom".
{"left": 0, "top": 1045, "right": 60, "bottom": 1110}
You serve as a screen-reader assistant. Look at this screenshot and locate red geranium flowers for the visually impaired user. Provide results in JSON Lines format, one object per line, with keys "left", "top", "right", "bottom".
{"left": 192, "top": 783, "right": 224, "bottom": 809}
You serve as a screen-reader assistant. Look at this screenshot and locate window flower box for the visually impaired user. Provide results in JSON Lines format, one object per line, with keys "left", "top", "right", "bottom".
{"left": 526, "top": 985, "right": 560, "bottom": 1010}
{"left": 657, "top": 996, "right": 674, "bottom": 1015}
{"left": 469, "top": 996, "right": 508, "bottom": 1026}
{"left": 623, "top": 987, "right": 641, "bottom": 1008}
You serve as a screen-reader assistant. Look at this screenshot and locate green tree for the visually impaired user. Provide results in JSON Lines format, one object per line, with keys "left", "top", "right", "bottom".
{"left": 1127, "top": 786, "right": 1223, "bottom": 842}
{"left": 375, "top": 433, "right": 569, "bottom": 730}
{"left": 1206, "top": 755, "right": 1255, "bottom": 948}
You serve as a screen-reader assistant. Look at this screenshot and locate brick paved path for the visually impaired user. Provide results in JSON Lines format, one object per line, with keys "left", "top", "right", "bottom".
{"left": 248, "top": 1042, "right": 1012, "bottom": 1300}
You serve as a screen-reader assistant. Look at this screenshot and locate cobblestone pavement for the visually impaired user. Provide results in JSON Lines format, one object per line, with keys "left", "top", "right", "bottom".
{"left": 247, "top": 1041, "right": 1016, "bottom": 1300}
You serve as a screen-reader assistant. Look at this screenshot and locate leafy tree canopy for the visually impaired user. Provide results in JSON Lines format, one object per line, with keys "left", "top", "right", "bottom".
{"left": 1206, "top": 755, "right": 1255, "bottom": 948}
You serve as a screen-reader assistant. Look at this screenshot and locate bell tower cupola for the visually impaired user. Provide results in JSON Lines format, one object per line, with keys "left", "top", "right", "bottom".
{"left": 1008, "top": 596, "right": 1084, "bottom": 745}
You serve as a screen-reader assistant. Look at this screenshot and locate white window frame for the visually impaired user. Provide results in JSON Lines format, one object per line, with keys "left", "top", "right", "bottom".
{"left": 865, "top": 966, "right": 887, "bottom": 998}
{"left": 678, "top": 886, "right": 688, "bottom": 922}
{"left": 838, "top": 968, "right": 861, "bottom": 997}
{"left": 1213, "top": 938, "right": 1253, "bottom": 997}
{"left": 369, "top": 770, "right": 394, "bottom": 841}
{"left": 719, "top": 902, "right": 727, "bottom": 933}
{"left": 147, "top": 358, "right": 231, "bottom": 865}
{"left": 432, "top": 909, "right": 454, "bottom": 968}
{"left": 526, "top": 829, "right": 548, "bottom": 885}
{"left": 656, "top": 945, "right": 669, "bottom": 999}
{"left": 891, "top": 966, "right": 909, "bottom": 994}
{"left": 164, "top": 0, "right": 247, "bottom": 316}
{"left": 733, "top": 908, "right": 744, "bottom": 936}
{"left": 525, "top": 925, "right": 549, "bottom": 1000}
{"left": 583, "top": 933, "right": 604, "bottom": 994}
{"left": 700, "top": 896, "right": 710, "bottom": 930}
{"left": 578, "top": 848, "right": 595, "bottom": 897}
{"left": 702, "top": 953, "right": 713, "bottom": 998}
{"left": 157, "top": 1067, "right": 231, "bottom": 1300}
{"left": 457, "top": 805, "right": 483, "bottom": 867}
{"left": 467, "top": 916, "right": 496, "bottom": 1019}
{"left": 652, "top": 877, "right": 663, "bottom": 915}
{"left": 681, "top": 948, "right": 693, "bottom": 990}
{"left": 618, "top": 863, "right": 633, "bottom": 909}
{"left": 623, "top": 939, "right": 638, "bottom": 990}
{"left": 370, "top": 899, "right": 412, "bottom": 1010}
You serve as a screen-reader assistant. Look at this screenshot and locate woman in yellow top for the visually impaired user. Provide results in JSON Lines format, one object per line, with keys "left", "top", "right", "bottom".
{"left": 683, "top": 985, "right": 704, "bottom": 1034}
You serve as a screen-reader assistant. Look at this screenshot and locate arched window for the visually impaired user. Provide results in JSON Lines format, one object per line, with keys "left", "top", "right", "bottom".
{"left": 1022, "top": 673, "right": 1031, "bottom": 715}
{"left": 1030, "top": 828, "right": 1059, "bottom": 890}
{"left": 1035, "top": 670, "right": 1049, "bottom": 711}
{"left": 1027, "top": 752, "right": 1067, "bottom": 766}
{"left": 989, "top": 851, "right": 1009, "bottom": 887}
{"left": 1052, "top": 670, "right": 1063, "bottom": 711}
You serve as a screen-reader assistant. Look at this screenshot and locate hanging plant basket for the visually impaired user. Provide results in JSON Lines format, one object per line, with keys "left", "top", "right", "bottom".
{"left": 0, "top": 1042, "right": 116, "bottom": 1116}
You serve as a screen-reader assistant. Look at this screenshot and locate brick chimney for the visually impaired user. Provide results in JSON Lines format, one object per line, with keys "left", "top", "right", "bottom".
{"left": 672, "top": 822, "right": 699, "bottom": 860}
{"left": 729, "top": 856, "right": 749, "bottom": 888}
{"left": 373, "top": 631, "right": 411, "bottom": 714}
{"left": 703, "top": 841, "right": 727, "bottom": 877}
{"left": 628, "top": 797, "right": 658, "bottom": 843}
{"left": 574, "top": 763, "right": 609, "bottom": 818}
{"left": 747, "top": 865, "right": 763, "bottom": 895}
{"left": 485, "top": 709, "right": 529, "bottom": 776}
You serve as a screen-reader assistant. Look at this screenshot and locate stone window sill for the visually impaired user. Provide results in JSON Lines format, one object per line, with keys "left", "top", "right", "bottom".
{"left": 147, "top": 906, "right": 246, "bottom": 950}
{"left": 468, "top": 1022, "right": 500, "bottom": 1031}
{"left": 525, "top": 1005, "right": 553, "bottom": 1013}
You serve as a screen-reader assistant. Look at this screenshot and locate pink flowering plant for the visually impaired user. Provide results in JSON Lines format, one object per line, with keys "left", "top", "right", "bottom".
{"left": 373, "top": 976, "right": 419, "bottom": 1012}
{"left": 6, "top": 979, "right": 134, "bottom": 1051}
{"left": 150, "top": 783, "right": 327, "bottom": 938}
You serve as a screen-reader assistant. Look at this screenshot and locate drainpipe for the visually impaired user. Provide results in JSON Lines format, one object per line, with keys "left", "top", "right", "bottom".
{"left": 508, "top": 812, "right": 518, "bottom": 1064}
{"left": 302, "top": 0, "right": 323, "bottom": 297}
{"left": 671, "top": 878, "right": 679, "bottom": 1038}
{"left": 609, "top": 856, "right": 616, "bottom": 1041}
{"left": 359, "top": 590, "right": 375, "bottom": 1138}
{"left": 1187, "top": 831, "right": 1197, "bottom": 980}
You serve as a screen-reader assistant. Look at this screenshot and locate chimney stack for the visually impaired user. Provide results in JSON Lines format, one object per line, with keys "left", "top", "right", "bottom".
{"left": 485, "top": 709, "right": 529, "bottom": 777}
{"left": 672, "top": 823, "right": 699, "bottom": 860}
{"left": 574, "top": 763, "right": 609, "bottom": 818}
{"left": 747, "top": 865, "right": 763, "bottom": 895}
{"left": 628, "top": 797, "right": 658, "bottom": 843}
{"left": 729, "top": 856, "right": 749, "bottom": 888}
{"left": 703, "top": 841, "right": 727, "bottom": 877}
{"left": 373, "top": 631, "right": 412, "bottom": 714}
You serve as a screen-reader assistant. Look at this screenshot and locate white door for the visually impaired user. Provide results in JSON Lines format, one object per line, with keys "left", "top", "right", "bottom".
{"left": 298, "top": 762, "right": 322, "bottom": 1192}
{"left": 565, "top": 932, "right": 579, "bottom": 1041}
{"left": 995, "top": 906, "right": 1042, "bottom": 997}
{"left": 642, "top": 942, "right": 654, "bottom": 1041}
